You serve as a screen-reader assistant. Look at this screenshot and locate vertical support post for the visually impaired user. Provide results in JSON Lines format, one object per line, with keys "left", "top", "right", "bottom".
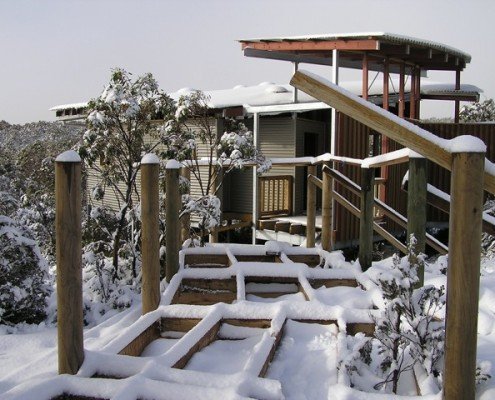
{"left": 252, "top": 112, "right": 260, "bottom": 244}
{"left": 359, "top": 167, "right": 374, "bottom": 270}
{"left": 383, "top": 58, "right": 389, "bottom": 111}
{"left": 454, "top": 70, "right": 461, "bottom": 123}
{"left": 407, "top": 155, "right": 427, "bottom": 285}
{"left": 165, "top": 160, "right": 181, "bottom": 282}
{"left": 362, "top": 53, "right": 369, "bottom": 100}
{"left": 399, "top": 62, "right": 405, "bottom": 118}
{"left": 410, "top": 67, "right": 417, "bottom": 119}
{"left": 293, "top": 62, "right": 299, "bottom": 103}
{"left": 180, "top": 166, "right": 190, "bottom": 243}
{"left": 306, "top": 165, "right": 317, "bottom": 248}
{"left": 443, "top": 149, "right": 485, "bottom": 400}
{"left": 141, "top": 154, "right": 160, "bottom": 314}
{"left": 415, "top": 67, "right": 421, "bottom": 119}
{"left": 330, "top": 49, "right": 339, "bottom": 155}
{"left": 55, "top": 150, "right": 84, "bottom": 375}
{"left": 321, "top": 163, "right": 333, "bottom": 251}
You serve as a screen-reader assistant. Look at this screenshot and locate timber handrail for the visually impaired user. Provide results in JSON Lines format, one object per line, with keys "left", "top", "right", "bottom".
{"left": 322, "top": 166, "right": 448, "bottom": 254}
{"left": 291, "top": 70, "right": 495, "bottom": 195}
{"left": 402, "top": 178, "right": 495, "bottom": 237}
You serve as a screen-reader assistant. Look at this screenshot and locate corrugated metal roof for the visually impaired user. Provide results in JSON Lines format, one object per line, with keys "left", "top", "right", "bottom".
{"left": 239, "top": 32, "right": 471, "bottom": 63}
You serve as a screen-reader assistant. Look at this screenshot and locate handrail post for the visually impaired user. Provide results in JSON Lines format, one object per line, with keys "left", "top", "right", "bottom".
{"left": 407, "top": 155, "right": 427, "bottom": 285}
{"left": 165, "top": 160, "right": 181, "bottom": 282}
{"left": 321, "top": 163, "right": 333, "bottom": 250}
{"left": 359, "top": 166, "right": 374, "bottom": 270}
{"left": 180, "top": 166, "right": 190, "bottom": 244}
{"left": 306, "top": 165, "right": 317, "bottom": 248}
{"left": 55, "top": 150, "right": 84, "bottom": 375}
{"left": 443, "top": 149, "right": 485, "bottom": 400}
{"left": 141, "top": 154, "right": 160, "bottom": 314}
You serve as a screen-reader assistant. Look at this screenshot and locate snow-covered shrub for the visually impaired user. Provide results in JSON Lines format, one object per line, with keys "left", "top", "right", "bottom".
{"left": 0, "top": 215, "right": 51, "bottom": 325}
{"left": 460, "top": 99, "right": 495, "bottom": 122}
{"left": 342, "top": 239, "right": 445, "bottom": 394}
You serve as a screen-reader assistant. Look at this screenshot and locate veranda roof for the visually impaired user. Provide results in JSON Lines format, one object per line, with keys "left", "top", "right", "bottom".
{"left": 239, "top": 32, "right": 471, "bottom": 73}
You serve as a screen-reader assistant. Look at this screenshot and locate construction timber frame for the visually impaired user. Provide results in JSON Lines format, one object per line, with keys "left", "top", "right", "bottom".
{"left": 290, "top": 70, "right": 493, "bottom": 400}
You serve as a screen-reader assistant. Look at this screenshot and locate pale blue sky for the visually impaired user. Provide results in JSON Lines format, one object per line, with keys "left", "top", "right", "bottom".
{"left": 1, "top": 0, "right": 494, "bottom": 123}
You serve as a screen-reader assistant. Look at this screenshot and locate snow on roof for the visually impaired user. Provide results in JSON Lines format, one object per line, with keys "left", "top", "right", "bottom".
{"left": 49, "top": 102, "right": 88, "bottom": 111}
{"left": 50, "top": 80, "right": 482, "bottom": 115}
{"left": 239, "top": 31, "right": 471, "bottom": 63}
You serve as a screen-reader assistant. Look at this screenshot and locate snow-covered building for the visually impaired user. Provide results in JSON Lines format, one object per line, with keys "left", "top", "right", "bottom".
{"left": 51, "top": 32, "right": 489, "bottom": 247}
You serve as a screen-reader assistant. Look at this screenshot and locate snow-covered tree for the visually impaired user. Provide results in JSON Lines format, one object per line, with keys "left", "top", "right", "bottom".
{"left": 79, "top": 68, "right": 177, "bottom": 275}
{"left": 161, "top": 91, "right": 270, "bottom": 242}
{"left": 460, "top": 98, "right": 495, "bottom": 122}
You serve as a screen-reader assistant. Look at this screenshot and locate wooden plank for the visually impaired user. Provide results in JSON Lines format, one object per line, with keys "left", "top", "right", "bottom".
{"left": 184, "top": 254, "right": 230, "bottom": 267}
{"left": 309, "top": 278, "right": 358, "bottom": 289}
{"left": 55, "top": 156, "right": 84, "bottom": 375}
{"left": 235, "top": 254, "right": 281, "bottom": 263}
{"left": 173, "top": 292, "right": 236, "bottom": 305}
{"left": 161, "top": 318, "right": 202, "bottom": 332}
{"left": 359, "top": 168, "right": 374, "bottom": 270}
{"left": 221, "top": 319, "right": 272, "bottom": 329}
{"left": 141, "top": 161, "right": 161, "bottom": 314}
{"left": 443, "top": 151, "right": 484, "bottom": 400}
{"left": 309, "top": 174, "right": 322, "bottom": 189}
{"left": 287, "top": 254, "right": 321, "bottom": 267}
{"left": 306, "top": 166, "right": 317, "bottom": 248}
{"left": 347, "top": 322, "right": 375, "bottom": 337}
{"left": 275, "top": 221, "right": 291, "bottom": 232}
{"left": 259, "top": 219, "right": 277, "bottom": 230}
{"left": 241, "top": 39, "right": 380, "bottom": 52}
{"left": 244, "top": 276, "right": 299, "bottom": 284}
{"left": 321, "top": 163, "right": 333, "bottom": 250}
{"left": 166, "top": 166, "right": 181, "bottom": 282}
{"left": 118, "top": 322, "right": 160, "bottom": 356}
{"left": 172, "top": 321, "right": 221, "bottom": 369}
{"left": 258, "top": 319, "right": 287, "bottom": 377}
{"left": 289, "top": 224, "right": 304, "bottom": 235}
{"left": 290, "top": 71, "right": 495, "bottom": 195}
{"left": 181, "top": 278, "right": 236, "bottom": 292}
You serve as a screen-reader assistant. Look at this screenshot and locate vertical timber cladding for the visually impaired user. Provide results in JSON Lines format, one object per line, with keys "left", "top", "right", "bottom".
{"left": 414, "top": 122, "right": 495, "bottom": 224}
{"left": 228, "top": 116, "right": 297, "bottom": 214}
{"left": 335, "top": 112, "right": 370, "bottom": 244}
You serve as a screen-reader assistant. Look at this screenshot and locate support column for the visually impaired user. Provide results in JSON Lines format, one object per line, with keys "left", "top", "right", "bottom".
{"left": 293, "top": 62, "right": 299, "bottom": 103}
{"left": 383, "top": 58, "right": 389, "bottom": 111}
{"left": 415, "top": 67, "right": 421, "bottom": 119}
{"left": 330, "top": 49, "right": 339, "bottom": 155}
{"left": 454, "top": 70, "right": 461, "bottom": 123}
{"left": 252, "top": 112, "right": 260, "bottom": 244}
{"left": 399, "top": 62, "right": 405, "bottom": 118}
{"left": 362, "top": 53, "right": 369, "bottom": 100}
{"left": 165, "top": 160, "right": 181, "bottom": 282}
{"left": 406, "top": 155, "right": 427, "bottom": 285}
{"left": 55, "top": 150, "right": 84, "bottom": 375}
{"left": 443, "top": 148, "right": 485, "bottom": 400}
{"left": 410, "top": 67, "right": 417, "bottom": 119}
{"left": 141, "top": 154, "right": 160, "bottom": 314}
{"left": 359, "top": 167, "right": 374, "bottom": 271}
{"left": 180, "top": 167, "right": 190, "bottom": 243}
{"left": 306, "top": 165, "right": 317, "bottom": 248}
{"left": 321, "top": 164, "right": 333, "bottom": 251}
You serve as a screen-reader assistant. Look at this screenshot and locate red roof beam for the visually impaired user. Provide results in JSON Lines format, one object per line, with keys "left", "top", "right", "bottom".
{"left": 241, "top": 39, "right": 380, "bottom": 52}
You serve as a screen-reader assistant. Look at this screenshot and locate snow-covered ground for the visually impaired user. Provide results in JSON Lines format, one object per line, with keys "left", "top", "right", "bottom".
{"left": 1, "top": 249, "right": 495, "bottom": 400}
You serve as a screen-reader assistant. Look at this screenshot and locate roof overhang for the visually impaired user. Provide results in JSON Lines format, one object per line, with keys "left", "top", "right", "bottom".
{"left": 239, "top": 32, "right": 471, "bottom": 72}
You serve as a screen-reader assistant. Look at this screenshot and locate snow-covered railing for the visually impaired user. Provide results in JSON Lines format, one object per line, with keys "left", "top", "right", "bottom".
{"left": 291, "top": 70, "right": 485, "bottom": 400}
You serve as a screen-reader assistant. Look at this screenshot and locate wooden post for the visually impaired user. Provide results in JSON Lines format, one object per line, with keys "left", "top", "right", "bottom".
{"left": 166, "top": 160, "right": 181, "bottom": 282}
{"left": 443, "top": 149, "right": 485, "bottom": 400}
{"left": 383, "top": 58, "right": 389, "bottom": 111}
{"left": 359, "top": 167, "right": 374, "bottom": 270}
{"left": 398, "top": 62, "right": 405, "bottom": 118}
{"left": 55, "top": 150, "right": 84, "bottom": 375}
{"left": 407, "top": 155, "right": 427, "bottom": 285}
{"left": 306, "top": 165, "right": 317, "bottom": 248}
{"left": 321, "top": 163, "right": 333, "bottom": 251}
{"left": 362, "top": 53, "right": 369, "bottom": 100}
{"left": 454, "top": 70, "right": 461, "bottom": 123}
{"left": 410, "top": 68, "right": 417, "bottom": 119}
{"left": 180, "top": 167, "right": 190, "bottom": 244}
{"left": 141, "top": 154, "right": 160, "bottom": 314}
